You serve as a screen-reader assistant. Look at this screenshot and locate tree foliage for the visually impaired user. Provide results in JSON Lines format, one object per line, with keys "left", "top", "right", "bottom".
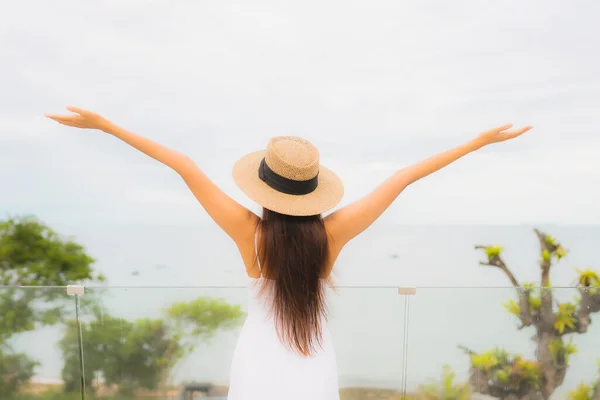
{"left": 59, "top": 297, "right": 244, "bottom": 395}
{"left": 413, "top": 365, "right": 470, "bottom": 400}
{"left": 0, "top": 216, "right": 103, "bottom": 342}
{"left": 0, "top": 216, "right": 102, "bottom": 287}
{"left": 167, "top": 297, "right": 245, "bottom": 341}
{"left": 465, "top": 229, "right": 600, "bottom": 400}
{"left": 0, "top": 216, "right": 102, "bottom": 397}
{"left": 567, "top": 360, "right": 600, "bottom": 400}
{"left": 1, "top": 215, "right": 246, "bottom": 397}
{"left": 0, "top": 349, "right": 39, "bottom": 398}
{"left": 59, "top": 315, "right": 180, "bottom": 396}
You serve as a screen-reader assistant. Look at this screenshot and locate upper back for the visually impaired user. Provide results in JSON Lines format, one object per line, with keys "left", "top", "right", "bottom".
{"left": 240, "top": 214, "right": 340, "bottom": 280}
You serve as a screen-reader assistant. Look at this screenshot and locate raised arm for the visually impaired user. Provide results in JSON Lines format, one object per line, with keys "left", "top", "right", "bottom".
{"left": 325, "top": 124, "right": 532, "bottom": 248}
{"left": 46, "top": 106, "right": 256, "bottom": 243}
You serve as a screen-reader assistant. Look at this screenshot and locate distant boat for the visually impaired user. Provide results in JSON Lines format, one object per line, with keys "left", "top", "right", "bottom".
{"left": 389, "top": 254, "right": 399, "bottom": 259}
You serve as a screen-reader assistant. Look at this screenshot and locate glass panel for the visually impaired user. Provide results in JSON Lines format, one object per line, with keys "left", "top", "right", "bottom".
{"left": 78, "top": 286, "right": 247, "bottom": 399}
{"left": 77, "top": 286, "right": 408, "bottom": 399}
{"left": 0, "top": 286, "right": 80, "bottom": 399}
{"left": 330, "top": 287, "right": 407, "bottom": 399}
{"left": 553, "top": 287, "right": 600, "bottom": 399}
{"left": 405, "top": 287, "right": 600, "bottom": 400}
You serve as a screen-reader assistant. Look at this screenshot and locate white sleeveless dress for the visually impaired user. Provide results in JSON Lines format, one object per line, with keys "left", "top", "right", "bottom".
{"left": 227, "top": 234, "right": 340, "bottom": 400}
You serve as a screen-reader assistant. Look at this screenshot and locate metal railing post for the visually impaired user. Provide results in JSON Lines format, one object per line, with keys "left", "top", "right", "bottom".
{"left": 398, "top": 287, "right": 416, "bottom": 400}
{"left": 67, "top": 285, "right": 86, "bottom": 400}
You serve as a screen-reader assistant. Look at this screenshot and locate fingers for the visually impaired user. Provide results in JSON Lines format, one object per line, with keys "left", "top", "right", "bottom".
{"left": 504, "top": 125, "right": 533, "bottom": 139}
{"left": 66, "top": 106, "right": 89, "bottom": 116}
{"left": 45, "top": 106, "right": 93, "bottom": 128}
{"left": 45, "top": 115, "right": 73, "bottom": 122}
{"left": 45, "top": 106, "right": 91, "bottom": 118}
{"left": 45, "top": 115, "right": 86, "bottom": 128}
{"left": 487, "top": 124, "right": 533, "bottom": 142}
{"left": 494, "top": 123, "right": 513, "bottom": 132}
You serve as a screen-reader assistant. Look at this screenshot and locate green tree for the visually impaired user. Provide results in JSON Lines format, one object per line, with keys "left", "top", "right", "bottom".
{"left": 567, "top": 360, "right": 600, "bottom": 400}
{"left": 166, "top": 297, "right": 246, "bottom": 341}
{"left": 59, "top": 297, "right": 244, "bottom": 395}
{"left": 0, "top": 216, "right": 102, "bottom": 287}
{"left": 0, "top": 350, "right": 39, "bottom": 398}
{"left": 0, "top": 216, "right": 102, "bottom": 397}
{"left": 59, "top": 315, "right": 180, "bottom": 396}
{"left": 0, "top": 216, "right": 103, "bottom": 343}
{"left": 414, "top": 365, "right": 471, "bottom": 400}
{"left": 462, "top": 229, "right": 600, "bottom": 400}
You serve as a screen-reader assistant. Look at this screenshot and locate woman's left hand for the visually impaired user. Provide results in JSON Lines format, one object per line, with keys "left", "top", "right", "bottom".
{"left": 45, "top": 106, "right": 112, "bottom": 132}
{"left": 476, "top": 123, "right": 533, "bottom": 147}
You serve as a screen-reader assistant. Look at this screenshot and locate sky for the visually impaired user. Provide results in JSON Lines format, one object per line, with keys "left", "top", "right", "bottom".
{"left": 1, "top": 0, "right": 599, "bottom": 226}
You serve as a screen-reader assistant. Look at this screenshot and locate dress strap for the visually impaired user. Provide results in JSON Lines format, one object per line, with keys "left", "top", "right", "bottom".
{"left": 254, "top": 228, "right": 262, "bottom": 276}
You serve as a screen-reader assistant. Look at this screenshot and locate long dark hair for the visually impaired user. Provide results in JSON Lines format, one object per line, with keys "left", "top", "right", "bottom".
{"left": 256, "top": 208, "right": 330, "bottom": 357}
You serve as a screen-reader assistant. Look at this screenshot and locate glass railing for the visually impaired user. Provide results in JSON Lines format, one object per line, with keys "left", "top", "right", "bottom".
{"left": 0, "top": 286, "right": 80, "bottom": 400}
{"left": 403, "top": 287, "right": 600, "bottom": 400}
{"left": 1, "top": 285, "right": 599, "bottom": 399}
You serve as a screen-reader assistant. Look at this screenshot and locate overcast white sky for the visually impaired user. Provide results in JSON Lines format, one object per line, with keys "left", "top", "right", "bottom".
{"left": 1, "top": 0, "right": 599, "bottom": 225}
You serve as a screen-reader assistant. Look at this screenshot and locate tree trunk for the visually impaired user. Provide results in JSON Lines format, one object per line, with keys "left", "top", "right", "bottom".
{"left": 467, "top": 366, "right": 546, "bottom": 400}
{"left": 505, "top": 394, "right": 545, "bottom": 400}
{"left": 593, "top": 379, "right": 600, "bottom": 400}
{"left": 535, "top": 331, "right": 567, "bottom": 399}
{"left": 469, "top": 368, "right": 490, "bottom": 395}
{"left": 470, "top": 230, "right": 599, "bottom": 400}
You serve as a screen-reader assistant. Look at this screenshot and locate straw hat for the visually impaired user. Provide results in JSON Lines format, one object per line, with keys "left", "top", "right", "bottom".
{"left": 232, "top": 136, "right": 344, "bottom": 216}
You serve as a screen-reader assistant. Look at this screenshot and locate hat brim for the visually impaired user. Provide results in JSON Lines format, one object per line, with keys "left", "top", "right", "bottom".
{"left": 232, "top": 150, "right": 344, "bottom": 216}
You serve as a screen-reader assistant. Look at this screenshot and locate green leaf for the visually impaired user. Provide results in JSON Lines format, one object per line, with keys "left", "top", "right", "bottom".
{"left": 485, "top": 245, "right": 503, "bottom": 258}
{"left": 495, "top": 369, "right": 509, "bottom": 383}
{"left": 555, "top": 246, "right": 568, "bottom": 260}
{"left": 545, "top": 235, "right": 558, "bottom": 248}
{"left": 503, "top": 299, "right": 521, "bottom": 316}
{"left": 554, "top": 303, "right": 577, "bottom": 334}
{"left": 549, "top": 338, "right": 578, "bottom": 366}
{"left": 416, "top": 365, "right": 470, "bottom": 400}
{"left": 529, "top": 296, "right": 542, "bottom": 311}
{"left": 471, "top": 351, "right": 499, "bottom": 371}
{"left": 575, "top": 268, "right": 600, "bottom": 287}
{"left": 541, "top": 249, "right": 552, "bottom": 263}
{"left": 568, "top": 382, "right": 593, "bottom": 400}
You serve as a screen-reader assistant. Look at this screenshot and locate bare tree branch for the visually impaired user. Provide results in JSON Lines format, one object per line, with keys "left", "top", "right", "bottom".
{"left": 457, "top": 345, "right": 476, "bottom": 355}
{"left": 535, "top": 229, "right": 552, "bottom": 287}
{"left": 561, "top": 289, "right": 600, "bottom": 335}
{"left": 590, "top": 291, "right": 600, "bottom": 312}
{"left": 475, "top": 245, "right": 534, "bottom": 327}
{"left": 577, "top": 288, "right": 592, "bottom": 333}
{"left": 472, "top": 230, "right": 598, "bottom": 399}
{"left": 534, "top": 229, "right": 555, "bottom": 331}
{"left": 475, "top": 245, "right": 518, "bottom": 286}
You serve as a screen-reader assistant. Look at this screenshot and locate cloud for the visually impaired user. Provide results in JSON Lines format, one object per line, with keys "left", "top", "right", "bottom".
{"left": 0, "top": 115, "right": 59, "bottom": 140}
{"left": 1, "top": 0, "right": 599, "bottom": 224}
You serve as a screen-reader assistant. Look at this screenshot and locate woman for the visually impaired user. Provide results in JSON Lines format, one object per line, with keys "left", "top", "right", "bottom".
{"left": 46, "top": 107, "right": 531, "bottom": 399}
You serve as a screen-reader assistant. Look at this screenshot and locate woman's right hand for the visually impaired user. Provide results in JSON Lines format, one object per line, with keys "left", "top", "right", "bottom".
{"left": 476, "top": 123, "right": 533, "bottom": 147}
{"left": 45, "top": 106, "right": 113, "bottom": 132}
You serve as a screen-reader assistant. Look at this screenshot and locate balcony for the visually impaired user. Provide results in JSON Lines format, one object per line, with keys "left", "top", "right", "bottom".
{"left": 1, "top": 284, "right": 599, "bottom": 399}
